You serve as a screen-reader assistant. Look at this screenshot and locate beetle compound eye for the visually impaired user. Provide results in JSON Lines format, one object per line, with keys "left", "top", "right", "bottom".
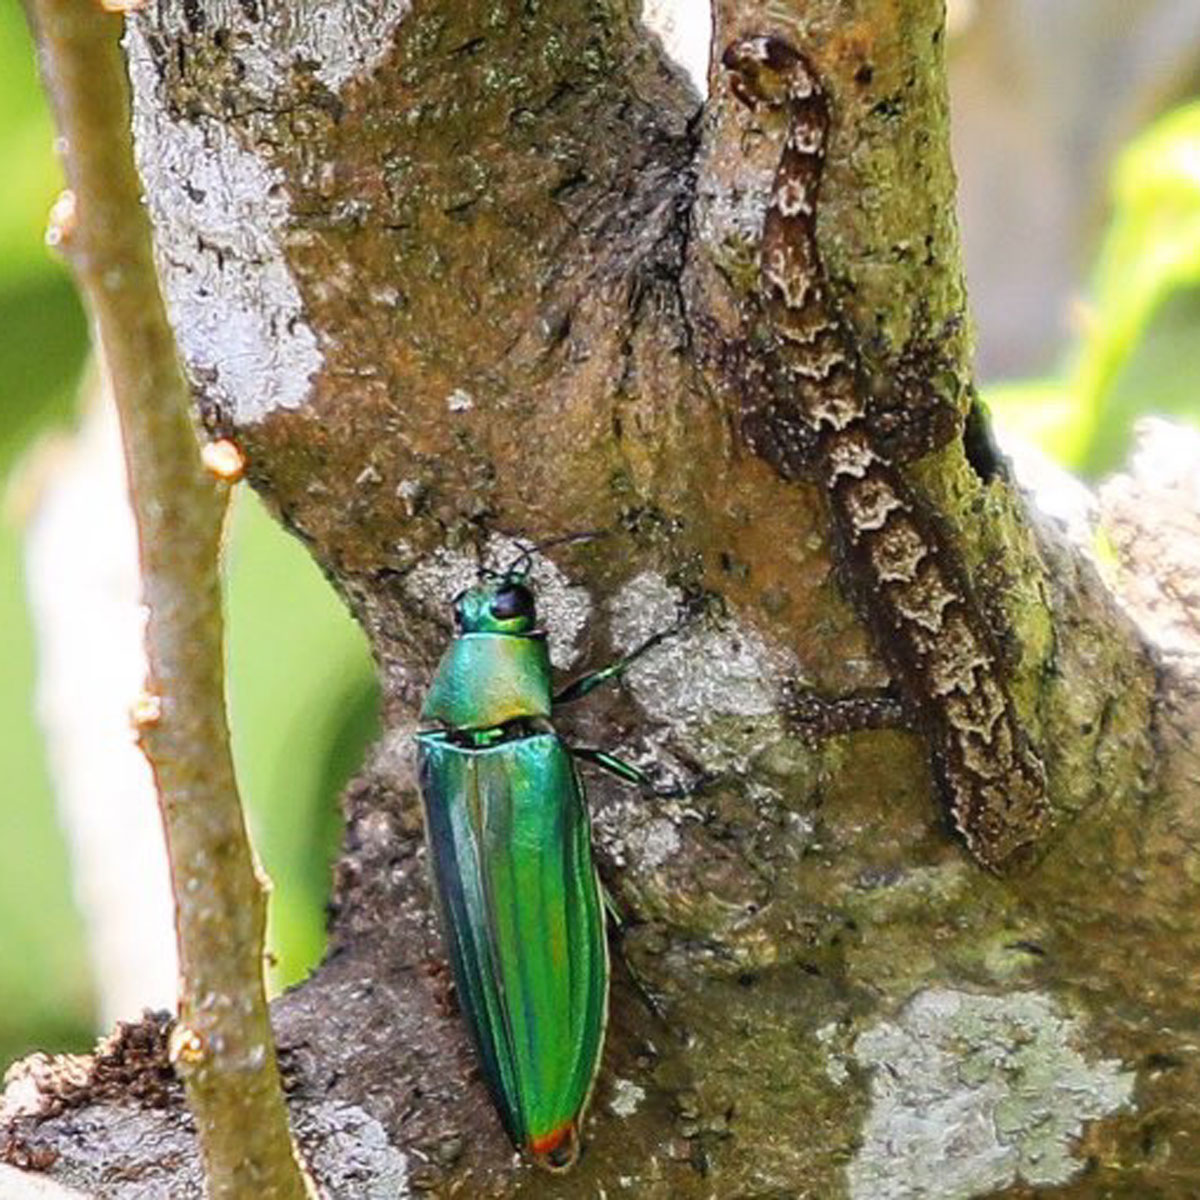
{"left": 491, "top": 584, "right": 535, "bottom": 622}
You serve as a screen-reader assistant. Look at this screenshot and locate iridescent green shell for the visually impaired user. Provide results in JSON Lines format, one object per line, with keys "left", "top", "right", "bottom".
{"left": 416, "top": 730, "right": 607, "bottom": 1165}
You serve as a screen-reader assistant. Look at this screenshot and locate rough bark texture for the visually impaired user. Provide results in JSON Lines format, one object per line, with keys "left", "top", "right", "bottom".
{"left": 4, "top": 1, "right": 1198, "bottom": 1197}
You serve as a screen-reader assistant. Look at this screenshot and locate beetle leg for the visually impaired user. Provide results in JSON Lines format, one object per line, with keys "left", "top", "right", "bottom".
{"left": 570, "top": 746, "right": 702, "bottom": 797}
{"left": 595, "top": 883, "right": 671, "bottom": 1022}
{"left": 571, "top": 746, "right": 652, "bottom": 784}
{"left": 781, "top": 682, "right": 912, "bottom": 744}
{"left": 598, "top": 880, "right": 624, "bottom": 927}
{"left": 553, "top": 619, "right": 686, "bottom": 706}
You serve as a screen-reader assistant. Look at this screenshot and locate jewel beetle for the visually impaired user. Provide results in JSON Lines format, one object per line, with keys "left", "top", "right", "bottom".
{"left": 415, "top": 544, "right": 683, "bottom": 1170}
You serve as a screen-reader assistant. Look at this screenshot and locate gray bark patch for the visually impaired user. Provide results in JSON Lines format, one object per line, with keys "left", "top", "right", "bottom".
{"left": 849, "top": 988, "right": 1134, "bottom": 1199}
{"left": 125, "top": 24, "right": 322, "bottom": 424}
{"left": 15, "top": 1105, "right": 206, "bottom": 1198}
{"left": 297, "top": 1100, "right": 410, "bottom": 1198}
{"left": 123, "top": 0, "right": 420, "bottom": 422}
{"left": 220, "top": 0, "right": 414, "bottom": 93}
{"left": 609, "top": 572, "right": 796, "bottom": 770}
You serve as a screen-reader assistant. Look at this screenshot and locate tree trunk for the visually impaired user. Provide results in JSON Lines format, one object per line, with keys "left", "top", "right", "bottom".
{"left": 5, "top": 1, "right": 1198, "bottom": 1196}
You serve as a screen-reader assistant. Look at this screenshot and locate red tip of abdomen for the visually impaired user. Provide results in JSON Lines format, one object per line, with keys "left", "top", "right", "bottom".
{"left": 529, "top": 1122, "right": 580, "bottom": 1172}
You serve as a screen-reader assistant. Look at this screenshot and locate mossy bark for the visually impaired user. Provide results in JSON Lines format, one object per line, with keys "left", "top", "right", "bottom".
{"left": 4, "top": 1, "right": 1198, "bottom": 1197}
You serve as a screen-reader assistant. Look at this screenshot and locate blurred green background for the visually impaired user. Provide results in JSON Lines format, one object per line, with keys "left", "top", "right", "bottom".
{"left": 988, "top": 98, "right": 1200, "bottom": 475}
{"left": 1, "top": 6, "right": 1197, "bottom": 1073}
{"left": 3, "top": 1, "right": 93, "bottom": 1068}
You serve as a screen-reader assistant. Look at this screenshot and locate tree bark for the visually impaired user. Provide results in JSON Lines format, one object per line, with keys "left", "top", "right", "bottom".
{"left": 5, "top": 1, "right": 1198, "bottom": 1197}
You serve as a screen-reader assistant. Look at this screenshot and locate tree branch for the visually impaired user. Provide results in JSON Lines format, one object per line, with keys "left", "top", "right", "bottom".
{"left": 19, "top": 2, "right": 310, "bottom": 1195}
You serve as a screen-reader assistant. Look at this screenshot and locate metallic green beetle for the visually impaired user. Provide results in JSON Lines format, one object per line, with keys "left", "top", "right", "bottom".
{"left": 415, "top": 555, "right": 679, "bottom": 1170}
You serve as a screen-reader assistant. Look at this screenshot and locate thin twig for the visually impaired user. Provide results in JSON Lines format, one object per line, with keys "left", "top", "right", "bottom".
{"left": 22, "top": 2, "right": 312, "bottom": 1196}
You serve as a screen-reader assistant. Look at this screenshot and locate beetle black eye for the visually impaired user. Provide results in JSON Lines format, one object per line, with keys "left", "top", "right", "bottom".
{"left": 490, "top": 583, "right": 535, "bottom": 622}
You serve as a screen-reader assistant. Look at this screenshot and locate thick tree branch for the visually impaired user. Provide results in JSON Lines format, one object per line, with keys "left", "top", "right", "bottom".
{"left": 19, "top": 2, "right": 310, "bottom": 1196}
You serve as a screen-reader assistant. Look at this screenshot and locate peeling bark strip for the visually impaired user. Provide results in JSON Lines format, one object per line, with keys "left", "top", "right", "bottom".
{"left": 721, "top": 37, "right": 1049, "bottom": 870}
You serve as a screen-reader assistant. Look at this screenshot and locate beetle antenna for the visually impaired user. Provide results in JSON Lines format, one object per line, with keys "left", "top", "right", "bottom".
{"left": 500, "top": 529, "right": 609, "bottom": 580}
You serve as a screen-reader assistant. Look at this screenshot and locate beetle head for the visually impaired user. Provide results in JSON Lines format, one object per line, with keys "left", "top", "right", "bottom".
{"left": 452, "top": 529, "right": 608, "bottom": 633}
{"left": 453, "top": 577, "right": 538, "bottom": 635}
